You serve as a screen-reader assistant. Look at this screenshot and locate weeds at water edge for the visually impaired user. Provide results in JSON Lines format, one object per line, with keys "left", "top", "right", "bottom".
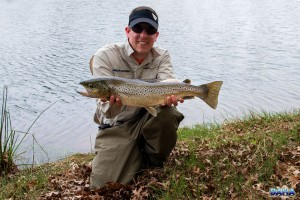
{"left": 0, "top": 86, "right": 52, "bottom": 175}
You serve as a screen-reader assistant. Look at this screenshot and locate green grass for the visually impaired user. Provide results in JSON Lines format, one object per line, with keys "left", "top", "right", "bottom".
{"left": 0, "top": 86, "right": 55, "bottom": 199}
{"left": 157, "top": 110, "right": 300, "bottom": 199}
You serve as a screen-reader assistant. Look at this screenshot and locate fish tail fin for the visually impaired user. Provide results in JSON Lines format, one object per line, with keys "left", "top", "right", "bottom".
{"left": 198, "top": 81, "right": 223, "bottom": 109}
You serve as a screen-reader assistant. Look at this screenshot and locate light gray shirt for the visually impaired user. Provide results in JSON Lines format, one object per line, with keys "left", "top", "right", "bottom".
{"left": 91, "top": 39, "right": 175, "bottom": 126}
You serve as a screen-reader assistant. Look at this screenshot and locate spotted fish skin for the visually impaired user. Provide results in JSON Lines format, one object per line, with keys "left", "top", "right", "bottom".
{"left": 77, "top": 76, "right": 223, "bottom": 116}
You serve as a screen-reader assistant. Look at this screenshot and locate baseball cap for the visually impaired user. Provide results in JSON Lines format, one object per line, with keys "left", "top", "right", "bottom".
{"left": 128, "top": 6, "right": 159, "bottom": 30}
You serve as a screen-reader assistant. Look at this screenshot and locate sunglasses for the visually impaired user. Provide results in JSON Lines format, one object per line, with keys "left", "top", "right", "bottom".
{"left": 131, "top": 24, "right": 157, "bottom": 35}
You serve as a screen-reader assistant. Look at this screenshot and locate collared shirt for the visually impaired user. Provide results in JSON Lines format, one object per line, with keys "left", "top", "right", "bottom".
{"left": 91, "top": 39, "right": 175, "bottom": 126}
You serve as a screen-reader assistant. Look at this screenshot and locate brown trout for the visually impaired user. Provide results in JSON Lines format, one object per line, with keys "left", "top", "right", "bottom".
{"left": 77, "top": 76, "right": 223, "bottom": 116}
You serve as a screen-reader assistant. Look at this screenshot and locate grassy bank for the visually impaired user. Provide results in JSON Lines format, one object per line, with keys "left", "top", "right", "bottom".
{"left": 1, "top": 110, "right": 299, "bottom": 199}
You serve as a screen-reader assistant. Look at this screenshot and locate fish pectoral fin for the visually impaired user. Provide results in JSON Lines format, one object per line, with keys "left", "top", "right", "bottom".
{"left": 182, "top": 96, "right": 195, "bottom": 100}
{"left": 145, "top": 106, "right": 157, "bottom": 117}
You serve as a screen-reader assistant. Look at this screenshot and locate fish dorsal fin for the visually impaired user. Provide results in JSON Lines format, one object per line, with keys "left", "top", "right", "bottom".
{"left": 145, "top": 107, "right": 157, "bottom": 117}
{"left": 182, "top": 78, "right": 193, "bottom": 99}
{"left": 183, "top": 79, "right": 191, "bottom": 84}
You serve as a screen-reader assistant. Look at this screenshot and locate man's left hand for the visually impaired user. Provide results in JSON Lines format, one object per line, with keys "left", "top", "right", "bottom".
{"left": 160, "top": 79, "right": 184, "bottom": 107}
{"left": 163, "top": 95, "right": 184, "bottom": 107}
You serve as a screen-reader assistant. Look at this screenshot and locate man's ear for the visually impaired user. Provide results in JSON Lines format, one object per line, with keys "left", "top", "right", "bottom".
{"left": 154, "top": 31, "right": 159, "bottom": 42}
{"left": 125, "top": 26, "right": 131, "bottom": 38}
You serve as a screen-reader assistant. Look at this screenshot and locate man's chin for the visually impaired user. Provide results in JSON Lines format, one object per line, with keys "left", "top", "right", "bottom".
{"left": 136, "top": 48, "right": 150, "bottom": 55}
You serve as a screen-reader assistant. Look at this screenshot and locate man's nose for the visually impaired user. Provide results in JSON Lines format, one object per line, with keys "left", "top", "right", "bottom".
{"left": 140, "top": 29, "right": 148, "bottom": 37}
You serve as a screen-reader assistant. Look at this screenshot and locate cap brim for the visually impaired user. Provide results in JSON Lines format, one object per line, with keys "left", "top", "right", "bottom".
{"left": 129, "top": 18, "right": 158, "bottom": 29}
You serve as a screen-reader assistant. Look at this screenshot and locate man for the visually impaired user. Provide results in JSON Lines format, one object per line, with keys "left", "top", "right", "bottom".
{"left": 89, "top": 6, "right": 184, "bottom": 189}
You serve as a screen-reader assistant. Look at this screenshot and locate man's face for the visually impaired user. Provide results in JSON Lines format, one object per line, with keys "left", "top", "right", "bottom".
{"left": 125, "top": 23, "right": 159, "bottom": 58}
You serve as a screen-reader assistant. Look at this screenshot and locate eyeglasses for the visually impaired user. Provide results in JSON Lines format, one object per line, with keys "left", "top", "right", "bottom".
{"left": 131, "top": 24, "right": 157, "bottom": 35}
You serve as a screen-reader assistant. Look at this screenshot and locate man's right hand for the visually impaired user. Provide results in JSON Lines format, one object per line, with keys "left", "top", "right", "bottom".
{"left": 101, "top": 95, "right": 122, "bottom": 107}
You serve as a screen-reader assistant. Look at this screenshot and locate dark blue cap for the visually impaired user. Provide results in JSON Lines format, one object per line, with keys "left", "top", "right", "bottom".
{"left": 128, "top": 6, "right": 159, "bottom": 30}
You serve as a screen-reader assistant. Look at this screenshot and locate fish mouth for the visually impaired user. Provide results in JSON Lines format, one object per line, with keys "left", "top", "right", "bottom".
{"left": 76, "top": 86, "right": 101, "bottom": 98}
{"left": 76, "top": 90, "right": 91, "bottom": 97}
{"left": 76, "top": 85, "right": 93, "bottom": 97}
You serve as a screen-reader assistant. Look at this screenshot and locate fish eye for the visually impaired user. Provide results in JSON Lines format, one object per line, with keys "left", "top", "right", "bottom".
{"left": 87, "top": 83, "right": 93, "bottom": 88}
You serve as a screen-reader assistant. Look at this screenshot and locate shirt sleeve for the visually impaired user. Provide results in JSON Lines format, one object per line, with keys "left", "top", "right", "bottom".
{"left": 156, "top": 50, "right": 175, "bottom": 81}
{"left": 92, "top": 52, "right": 113, "bottom": 77}
{"left": 91, "top": 51, "right": 122, "bottom": 122}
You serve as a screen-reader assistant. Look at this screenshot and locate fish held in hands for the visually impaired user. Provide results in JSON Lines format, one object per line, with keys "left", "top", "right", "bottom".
{"left": 77, "top": 77, "right": 223, "bottom": 117}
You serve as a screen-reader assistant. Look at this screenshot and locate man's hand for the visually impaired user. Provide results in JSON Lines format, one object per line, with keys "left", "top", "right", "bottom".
{"left": 164, "top": 95, "right": 184, "bottom": 107}
{"left": 101, "top": 96, "right": 122, "bottom": 106}
{"left": 160, "top": 79, "right": 184, "bottom": 107}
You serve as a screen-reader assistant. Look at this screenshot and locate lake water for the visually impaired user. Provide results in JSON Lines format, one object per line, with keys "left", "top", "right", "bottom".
{"left": 1, "top": 0, "right": 300, "bottom": 163}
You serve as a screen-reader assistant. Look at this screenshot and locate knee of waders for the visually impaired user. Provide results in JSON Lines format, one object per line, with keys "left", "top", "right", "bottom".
{"left": 158, "top": 107, "right": 184, "bottom": 125}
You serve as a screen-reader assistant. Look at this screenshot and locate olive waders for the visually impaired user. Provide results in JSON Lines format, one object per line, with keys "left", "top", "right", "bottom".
{"left": 90, "top": 106, "right": 184, "bottom": 189}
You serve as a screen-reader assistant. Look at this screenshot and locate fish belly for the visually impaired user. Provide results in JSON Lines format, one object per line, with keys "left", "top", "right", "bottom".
{"left": 119, "top": 93, "right": 167, "bottom": 107}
